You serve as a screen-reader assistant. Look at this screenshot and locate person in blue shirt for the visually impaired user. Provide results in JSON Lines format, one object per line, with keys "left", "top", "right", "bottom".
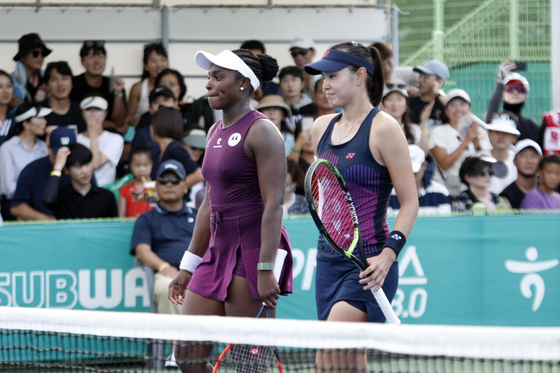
{"left": 10, "top": 127, "right": 76, "bottom": 221}
{"left": 131, "top": 159, "right": 197, "bottom": 316}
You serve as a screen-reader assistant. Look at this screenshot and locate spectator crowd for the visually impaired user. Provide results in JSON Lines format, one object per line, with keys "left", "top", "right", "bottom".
{"left": 1, "top": 32, "right": 560, "bottom": 226}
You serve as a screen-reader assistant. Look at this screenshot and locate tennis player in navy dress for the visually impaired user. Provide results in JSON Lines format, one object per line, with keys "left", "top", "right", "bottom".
{"left": 306, "top": 42, "right": 419, "bottom": 371}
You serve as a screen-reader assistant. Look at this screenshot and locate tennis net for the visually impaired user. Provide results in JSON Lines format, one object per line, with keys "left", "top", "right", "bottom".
{"left": 1, "top": 307, "right": 559, "bottom": 373}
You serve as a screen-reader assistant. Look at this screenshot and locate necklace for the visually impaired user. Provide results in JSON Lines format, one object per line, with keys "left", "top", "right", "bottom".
{"left": 336, "top": 110, "right": 371, "bottom": 145}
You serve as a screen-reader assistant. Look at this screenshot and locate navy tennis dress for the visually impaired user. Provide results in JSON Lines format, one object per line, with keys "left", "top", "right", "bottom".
{"left": 315, "top": 108, "right": 399, "bottom": 323}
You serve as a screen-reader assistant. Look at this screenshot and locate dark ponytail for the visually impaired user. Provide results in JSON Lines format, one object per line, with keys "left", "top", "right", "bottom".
{"left": 232, "top": 49, "right": 279, "bottom": 93}
{"left": 329, "top": 42, "right": 384, "bottom": 106}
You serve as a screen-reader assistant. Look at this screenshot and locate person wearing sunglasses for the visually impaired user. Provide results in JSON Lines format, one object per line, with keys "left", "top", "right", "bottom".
{"left": 485, "top": 64, "right": 538, "bottom": 142}
{"left": 289, "top": 37, "right": 317, "bottom": 94}
{"left": 70, "top": 40, "right": 127, "bottom": 134}
{"left": 12, "top": 33, "right": 52, "bottom": 107}
{"left": 452, "top": 156, "right": 506, "bottom": 212}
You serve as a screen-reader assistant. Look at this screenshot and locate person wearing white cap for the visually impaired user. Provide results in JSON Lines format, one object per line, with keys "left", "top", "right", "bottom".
{"left": 169, "top": 48, "right": 294, "bottom": 364}
{"left": 485, "top": 63, "right": 538, "bottom": 142}
{"left": 430, "top": 89, "right": 488, "bottom": 196}
{"left": 500, "top": 139, "right": 542, "bottom": 209}
{"left": 388, "top": 145, "right": 451, "bottom": 216}
{"left": 289, "top": 37, "right": 317, "bottom": 94}
{"left": 0, "top": 101, "right": 50, "bottom": 220}
{"left": 485, "top": 112, "right": 521, "bottom": 194}
{"left": 77, "top": 94, "right": 124, "bottom": 187}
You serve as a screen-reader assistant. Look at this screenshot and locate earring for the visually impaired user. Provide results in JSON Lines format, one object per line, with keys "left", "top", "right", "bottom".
{"left": 240, "top": 87, "right": 244, "bottom": 91}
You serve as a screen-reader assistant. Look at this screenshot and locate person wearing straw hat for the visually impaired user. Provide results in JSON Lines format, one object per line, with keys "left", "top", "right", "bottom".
{"left": 0, "top": 101, "right": 50, "bottom": 221}
{"left": 255, "top": 94, "right": 294, "bottom": 156}
{"left": 485, "top": 112, "right": 521, "bottom": 194}
{"left": 12, "top": 33, "right": 52, "bottom": 106}
{"left": 168, "top": 49, "right": 293, "bottom": 327}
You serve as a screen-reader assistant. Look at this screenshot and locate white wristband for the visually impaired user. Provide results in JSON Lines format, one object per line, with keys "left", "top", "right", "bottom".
{"left": 179, "top": 251, "right": 203, "bottom": 273}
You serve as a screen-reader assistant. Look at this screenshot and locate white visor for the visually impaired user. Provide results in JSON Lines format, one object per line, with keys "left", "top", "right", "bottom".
{"left": 80, "top": 96, "right": 108, "bottom": 111}
{"left": 15, "top": 107, "right": 53, "bottom": 123}
{"left": 195, "top": 50, "right": 260, "bottom": 92}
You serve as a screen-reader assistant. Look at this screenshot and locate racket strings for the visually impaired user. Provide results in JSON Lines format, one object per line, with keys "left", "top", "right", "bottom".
{"left": 227, "top": 344, "right": 279, "bottom": 373}
{"left": 311, "top": 166, "right": 356, "bottom": 250}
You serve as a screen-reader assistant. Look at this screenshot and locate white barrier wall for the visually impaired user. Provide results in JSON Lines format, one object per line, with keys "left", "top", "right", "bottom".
{"left": 0, "top": 5, "right": 388, "bottom": 99}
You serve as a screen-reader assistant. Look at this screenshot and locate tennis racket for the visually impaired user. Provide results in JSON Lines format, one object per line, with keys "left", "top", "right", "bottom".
{"left": 212, "top": 250, "right": 287, "bottom": 373}
{"left": 304, "top": 159, "right": 401, "bottom": 325}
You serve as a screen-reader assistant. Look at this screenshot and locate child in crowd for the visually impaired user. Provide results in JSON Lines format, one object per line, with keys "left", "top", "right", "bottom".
{"left": 118, "top": 145, "right": 155, "bottom": 218}
{"left": 521, "top": 154, "right": 560, "bottom": 210}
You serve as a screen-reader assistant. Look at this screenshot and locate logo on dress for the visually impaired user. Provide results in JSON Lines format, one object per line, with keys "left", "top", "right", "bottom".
{"left": 346, "top": 153, "right": 356, "bottom": 159}
{"left": 213, "top": 138, "right": 222, "bottom": 148}
{"left": 228, "top": 133, "right": 242, "bottom": 147}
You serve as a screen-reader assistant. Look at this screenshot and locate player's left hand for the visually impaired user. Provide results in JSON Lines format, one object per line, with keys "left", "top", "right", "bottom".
{"left": 359, "top": 248, "right": 396, "bottom": 292}
{"left": 257, "top": 271, "right": 280, "bottom": 309}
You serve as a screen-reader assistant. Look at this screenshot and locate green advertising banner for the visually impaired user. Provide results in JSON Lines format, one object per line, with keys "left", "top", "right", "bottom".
{"left": 1, "top": 215, "right": 559, "bottom": 326}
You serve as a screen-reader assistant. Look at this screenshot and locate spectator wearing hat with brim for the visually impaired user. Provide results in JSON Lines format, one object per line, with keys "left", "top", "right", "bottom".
{"left": 452, "top": 156, "right": 507, "bottom": 213}
{"left": 381, "top": 79, "right": 430, "bottom": 155}
{"left": 408, "top": 60, "right": 450, "bottom": 127}
{"left": 429, "top": 89, "right": 490, "bottom": 197}
{"left": 388, "top": 144, "right": 451, "bottom": 216}
{"left": 485, "top": 112, "right": 521, "bottom": 194}
{"left": 486, "top": 64, "right": 538, "bottom": 142}
{"left": 0, "top": 102, "right": 50, "bottom": 220}
{"left": 12, "top": 33, "right": 52, "bottom": 107}
{"left": 256, "top": 94, "right": 294, "bottom": 156}
{"left": 500, "top": 139, "right": 542, "bottom": 209}
{"left": 77, "top": 94, "right": 124, "bottom": 187}
{"left": 289, "top": 37, "right": 317, "bottom": 94}
{"left": 10, "top": 126, "right": 76, "bottom": 221}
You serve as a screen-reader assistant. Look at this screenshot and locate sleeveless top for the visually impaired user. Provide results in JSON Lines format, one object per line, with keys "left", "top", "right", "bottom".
{"left": 316, "top": 108, "right": 393, "bottom": 256}
{"left": 135, "top": 79, "right": 150, "bottom": 118}
{"left": 203, "top": 110, "right": 266, "bottom": 206}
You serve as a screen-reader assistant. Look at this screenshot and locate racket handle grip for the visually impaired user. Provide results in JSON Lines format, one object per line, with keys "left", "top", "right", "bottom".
{"left": 370, "top": 286, "right": 401, "bottom": 325}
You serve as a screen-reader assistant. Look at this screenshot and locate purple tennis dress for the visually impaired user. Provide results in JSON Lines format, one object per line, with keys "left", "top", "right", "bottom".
{"left": 188, "top": 110, "right": 294, "bottom": 301}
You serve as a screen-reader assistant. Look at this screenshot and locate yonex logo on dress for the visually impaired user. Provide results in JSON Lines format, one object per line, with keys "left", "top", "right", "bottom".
{"left": 61, "top": 137, "right": 70, "bottom": 145}
{"left": 346, "top": 153, "right": 355, "bottom": 159}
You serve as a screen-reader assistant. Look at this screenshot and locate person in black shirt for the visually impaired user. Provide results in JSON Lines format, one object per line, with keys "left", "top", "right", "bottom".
{"left": 42, "top": 142, "right": 117, "bottom": 219}
{"left": 409, "top": 60, "right": 450, "bottom": 127}
{"left": 42, "top": 61, "right": 87, "bottom": 133}
{"left": 70, "top": 41, "right": 127, "bottom": 133}
{"left": 500, "top": 139, "right": 542, "bottom": 209}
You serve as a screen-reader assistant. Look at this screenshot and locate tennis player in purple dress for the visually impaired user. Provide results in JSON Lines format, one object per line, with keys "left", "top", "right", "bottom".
{"left": 168, "top": 49, "right": 293, "bottom": 372}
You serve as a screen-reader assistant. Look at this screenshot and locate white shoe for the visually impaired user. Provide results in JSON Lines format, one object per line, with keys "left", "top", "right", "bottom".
{"left": 165, "top": 352, "right": 178, "bottom": 368}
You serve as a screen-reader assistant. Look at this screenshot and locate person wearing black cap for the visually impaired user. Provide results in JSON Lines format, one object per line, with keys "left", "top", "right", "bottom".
{"left": 10, "top": 127, "right": 76, "bottom": 221}
{"left": 12, "top": 33, "right": 52, "bottom": 106}
{"left": 304, "top": 42, "right": 418, "bottom": 327}
{"left": 42, "top": 142, "right": 117, "bottom": 219}
{"left": 0, "top": 102, "right": 50, "bottom": 220}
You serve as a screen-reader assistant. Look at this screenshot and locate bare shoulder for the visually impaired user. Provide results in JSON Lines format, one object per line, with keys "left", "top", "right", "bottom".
{"left": 312, "top": 114, "right": 338, "bottom": 151}
{"left": 369, "top": 109, "right": 408, "bottom": 166}
{"left": 129, "top": 82, "right": 142, "bottom": 95}
{"left": 248, "top": 118, "right": 283, "bottom": 143}
{"left": 371, "top": 110, "right": 402, "bottom": 135}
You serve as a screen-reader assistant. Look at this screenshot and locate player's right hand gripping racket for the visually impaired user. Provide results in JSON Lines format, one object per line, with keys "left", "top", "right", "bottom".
{"left": 305, "top": 159, "right": 401, "bottom": 325}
